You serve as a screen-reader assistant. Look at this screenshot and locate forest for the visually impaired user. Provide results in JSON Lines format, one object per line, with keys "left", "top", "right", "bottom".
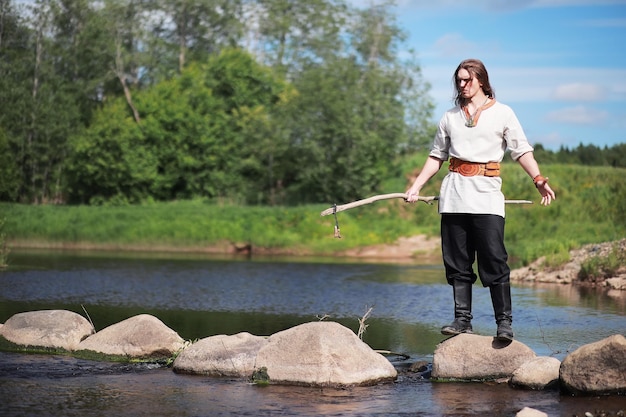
{"left": 1, "top": 0, "right": 624, "bottom": 207}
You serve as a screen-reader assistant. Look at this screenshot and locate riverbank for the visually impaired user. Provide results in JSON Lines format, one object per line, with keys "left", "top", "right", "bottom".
{"left": 343, "top": 236, "right": 626, "bottom": 291}
{"left": 510, "top": 239, "right": 626, "bottom": 291}
{"left": 5, "top": 235, "right": 625, "bottom": 291}
{"left": 5, "top": 233, "right": 444, "bottom": 262}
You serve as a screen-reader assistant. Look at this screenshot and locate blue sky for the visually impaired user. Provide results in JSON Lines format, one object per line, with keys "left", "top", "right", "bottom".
{"left": 383, "top": 0, "right": 626, "bottom": 150}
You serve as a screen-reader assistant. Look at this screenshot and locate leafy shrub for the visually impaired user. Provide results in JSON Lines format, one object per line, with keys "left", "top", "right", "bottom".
{"left": 579, "top": 243, "right": 626, "bottom": 282}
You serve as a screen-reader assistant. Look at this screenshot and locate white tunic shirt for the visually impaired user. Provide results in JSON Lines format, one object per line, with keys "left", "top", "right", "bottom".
{"left": 429, "top": 100, "right": 534, "bottom": 218}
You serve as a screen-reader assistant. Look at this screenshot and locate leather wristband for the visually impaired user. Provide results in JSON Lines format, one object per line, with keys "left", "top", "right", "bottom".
{"left": 533, "top": 175, "right": 548, "bottom": 188}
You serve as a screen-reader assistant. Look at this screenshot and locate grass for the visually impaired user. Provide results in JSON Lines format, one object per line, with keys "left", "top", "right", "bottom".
{"left": 0, "top": 199, "right": 432, "bottom": 254}
{"left": 1, "top": 158, "right": 625, "bottom": 268}
{"left": 579, "top": 243, "right": 626, "bottom": 282}
{"left": 0, "top": 217, "right": 9, "bottom": 269}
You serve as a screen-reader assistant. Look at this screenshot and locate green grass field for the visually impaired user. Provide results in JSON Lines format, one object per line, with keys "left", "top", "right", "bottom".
{"left": 2, "top": 158, "right": 624, "bottom": 268}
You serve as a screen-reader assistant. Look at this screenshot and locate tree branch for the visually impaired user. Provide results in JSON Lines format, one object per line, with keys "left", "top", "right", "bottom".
{"left": 320, "top": 193, "right": 532, "bottom": 216}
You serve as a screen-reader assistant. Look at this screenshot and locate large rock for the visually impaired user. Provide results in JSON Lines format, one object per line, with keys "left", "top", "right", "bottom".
{"left": 509, "top": 356, "right": 561, "bottom": 390}
{"left": 432, "top": 334, "right": 536, "bottom": 380}
{"left": 560, "top": 334, "right": 626, "bottom": 395}
{"left": 0, "top": 310, "right": 94, "bottom": 351}
{"left": 173, "top": 332, "right": 268, "bottom": 377}
{"left": 605, "top": 277, "right": 626, "bottom": 290}
{"left": 254, "top": 321, "right": 397, "bottom": 387}
{"left": 77, "top": 314, "right": 184, "bottom": 359}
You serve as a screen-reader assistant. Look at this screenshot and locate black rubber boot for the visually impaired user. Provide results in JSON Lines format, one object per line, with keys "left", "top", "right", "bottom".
{"left": 441, "top": 280, "right": 473, "bottom": 335}
{"left": 490, "top": 282, "right": 514, "bottom": 341}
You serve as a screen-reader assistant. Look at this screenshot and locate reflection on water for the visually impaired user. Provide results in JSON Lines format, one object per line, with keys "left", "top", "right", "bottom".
{"left": 0, "top": 249, "right": 625, "bottom": 417}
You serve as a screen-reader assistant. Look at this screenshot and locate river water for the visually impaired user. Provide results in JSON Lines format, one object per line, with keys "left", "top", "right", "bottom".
{"left": 0, "top": 249, "right": 624, "bottom": 416}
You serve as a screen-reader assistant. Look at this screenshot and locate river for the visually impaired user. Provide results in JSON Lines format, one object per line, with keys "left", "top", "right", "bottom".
{"left": 0, "top": 249, "right": 624, "bottom": 416}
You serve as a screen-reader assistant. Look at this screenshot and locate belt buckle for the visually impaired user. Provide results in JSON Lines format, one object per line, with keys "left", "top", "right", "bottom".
{"left": 457, "top": 163, "right": 481, "bottom": 177}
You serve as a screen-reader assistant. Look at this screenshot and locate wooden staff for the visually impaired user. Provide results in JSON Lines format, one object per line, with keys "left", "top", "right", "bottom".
{"left": 320, "top": 193, "right": 532, "bottom": 217}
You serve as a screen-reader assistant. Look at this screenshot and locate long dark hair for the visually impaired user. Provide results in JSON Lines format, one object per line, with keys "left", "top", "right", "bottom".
{"left": 453, "top": 59, "right": 495, "bottom": 107}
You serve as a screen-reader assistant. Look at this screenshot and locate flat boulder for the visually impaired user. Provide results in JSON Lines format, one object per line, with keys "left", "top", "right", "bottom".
{"left": 254, "top": 321, "right": 397, "bottom": 387}
{"left": 432, "top": 334, "right": 536, "bottom": 380}
{"left": 509, "top": 356, "right": 561, "bottom": 390}
{"left": 0, "top": 310, "right": 94, "bottom": 351}
{"left": 77, "top": 314, "right": 184, "bottom": 360}
{"left": 173, "top": 332, "right": 268, "bottom": 377}
{"left": 560, "top": 334, "right": 626, "bottom": 395}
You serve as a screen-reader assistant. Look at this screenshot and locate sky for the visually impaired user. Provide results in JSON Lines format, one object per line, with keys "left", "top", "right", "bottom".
{"left": 380, "top": 0, "right": 626, "bottom": 150}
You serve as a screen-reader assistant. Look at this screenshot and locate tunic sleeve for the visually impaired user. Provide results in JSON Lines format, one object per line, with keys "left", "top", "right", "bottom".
{"left": 429, "top": 114, "right": 451, "bottom": 161}
{"left": 503, "top": 107, "right": 534, "bottom": 160}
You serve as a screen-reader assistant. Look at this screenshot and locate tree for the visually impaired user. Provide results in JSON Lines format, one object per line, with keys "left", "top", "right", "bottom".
{"left": 51, "top": 0, "right": 112, "bottom": 125}
{"left": 604, "top": 143, "right": 626, "bottom": 168}
{"left": 0, "top": 128, "right": 19, "bottom": 201}
{"left": 268, "top": 2, "right": 433, "bottom": 203}
{"left": 246, "top": 0, "right": 348, "bottom": 77}
{"left": 0, "top": 0, "right": 113, "bottom": 203}
{"left": 2, "top": 0, "right": 436, "bottom": 205}
{"left": 66, "top": 48, "right": 294, "bottom": 204}
{"left": 66, "top": 101, "right": 150, "bottom": 205}
{"left": 348, "top": 2, "right": 434, "bottom": 152}
{"left": 0, "top": 0, "right": 83, "bottom": 203}
{"left": 147, "top": 0, "right": 245, "bottom": 74}
{"left": 281, "top": 55, "right": 406, "bottom": 203}
{"left": 0, "top": 1, "right": 31, "bottom": 202}
{"left": 99, "top": 0, "right": 152, "bottom": 124}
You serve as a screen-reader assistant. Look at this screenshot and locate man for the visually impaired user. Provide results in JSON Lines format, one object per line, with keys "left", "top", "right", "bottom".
{"left": 405, "top": 58, "right": 556, "bottom": 341}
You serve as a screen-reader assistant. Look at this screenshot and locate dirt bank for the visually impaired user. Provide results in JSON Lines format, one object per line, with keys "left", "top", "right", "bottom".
{"left": 338, "top": 235, "right": 442, "bottom": 263}
{"left": 343, "top": 236, "right": 626, "bottom": 291}
{"left": 510, "top": 239, "right": 626, "bottom": 291}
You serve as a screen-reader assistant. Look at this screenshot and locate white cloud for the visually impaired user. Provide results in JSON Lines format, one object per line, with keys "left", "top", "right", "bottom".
{"left": 530, "top": 0, "right": 626, "bottom": 7}
{"left": 545, "top": 105, "right": 609, "bottom": 124}
{"left": 552, "top": 83, "right": 607, "bottom": 101}
{"left": 481, "top": 67, "right": 626, "bottom": 103}
{"left": 393, "top": 0, "right": 532, "bottom": 12}
{"left": 432, "top": 33, "right": 477, "bottom": 58}
{"left": 419, "top": 63, "right": 626, "bottom": 117}
{"left": 388, "top": 0, "right": 626, "bottom": 12}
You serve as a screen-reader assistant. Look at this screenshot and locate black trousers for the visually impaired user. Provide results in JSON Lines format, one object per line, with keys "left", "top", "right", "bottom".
{"left": 441, "top": 213, "right": 510, "bottom": 287}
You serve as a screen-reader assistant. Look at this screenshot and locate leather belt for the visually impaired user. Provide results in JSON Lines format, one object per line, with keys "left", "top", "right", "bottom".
{"left": 449, "top": 157, "right": 500, "bottom": 177}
